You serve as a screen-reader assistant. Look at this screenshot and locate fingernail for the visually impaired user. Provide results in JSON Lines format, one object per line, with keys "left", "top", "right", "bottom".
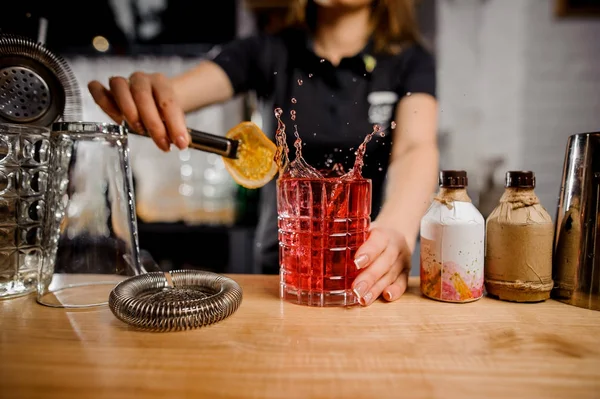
{"left": 359, "top": 291, "right": 373, "bottom": 306}
{"left": 384, "top": 290, "right": 393, "bottom": 301}
{"left": 176, "top": 135, "right": 188, "bottom": 149}
{"left": 160, "top": 139, "right": 170, "bottom": 151}
{"left": 353, "top": 281, "right": 368, "bottom": 298}
{"left": 354, "top": 254, "right": 369, "bottom": 269}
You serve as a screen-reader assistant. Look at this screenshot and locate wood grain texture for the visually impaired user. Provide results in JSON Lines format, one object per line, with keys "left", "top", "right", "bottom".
{"left": 1, "top": 275, "right": 600, "bottom": 399}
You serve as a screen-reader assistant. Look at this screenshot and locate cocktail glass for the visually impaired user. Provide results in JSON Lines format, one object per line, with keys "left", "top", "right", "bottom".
{"left": 277, "top": 177, "right": 371, "bottom": 307}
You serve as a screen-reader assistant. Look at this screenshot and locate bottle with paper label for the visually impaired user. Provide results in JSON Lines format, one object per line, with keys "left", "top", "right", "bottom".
{"left": 485, "top": 171, "right": 554, "bottom": 302}
{"left": 420, "top": 170, "right": 485, "bottom": 303}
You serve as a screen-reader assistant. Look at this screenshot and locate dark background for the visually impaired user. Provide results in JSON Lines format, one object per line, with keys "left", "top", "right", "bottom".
{"left": 1, "top": 0, "right": 237, "bottom": 56}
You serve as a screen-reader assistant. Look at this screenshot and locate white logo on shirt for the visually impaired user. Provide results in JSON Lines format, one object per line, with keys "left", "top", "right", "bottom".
{"left": 367, "top": 91, "right": 398, "bottom": 130}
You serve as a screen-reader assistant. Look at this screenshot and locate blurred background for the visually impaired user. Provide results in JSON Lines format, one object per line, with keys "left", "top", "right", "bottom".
{"left": 2, "top": 0, "right": 599, "bottom": 275}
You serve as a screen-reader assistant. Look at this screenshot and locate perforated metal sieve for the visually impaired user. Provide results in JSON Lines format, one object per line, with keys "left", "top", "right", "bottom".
{"left": 0, "top": 33, "right": 82, "bottom": 126}
{"left": 108, "top": 270, "right": 243, "bottom": 332}
{"left": 0, "top": 66, "right": 52, "bottom": 123}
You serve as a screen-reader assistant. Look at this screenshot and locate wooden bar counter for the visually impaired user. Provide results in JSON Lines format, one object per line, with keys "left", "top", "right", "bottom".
{"left": 1, "top": 275, "right": 600, "bottom": 399}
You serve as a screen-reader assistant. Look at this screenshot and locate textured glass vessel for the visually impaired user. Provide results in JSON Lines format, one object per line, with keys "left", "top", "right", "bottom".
{"left": 0, "top": 123, "right": 50, "bottom": 299}
{"left": 277, "top": 178, "right": 371, "bottom": 307}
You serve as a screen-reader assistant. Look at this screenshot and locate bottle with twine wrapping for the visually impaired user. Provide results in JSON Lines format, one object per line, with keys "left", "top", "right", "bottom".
{"left": 484, "top": 171, "right": 554, "bottom": 302}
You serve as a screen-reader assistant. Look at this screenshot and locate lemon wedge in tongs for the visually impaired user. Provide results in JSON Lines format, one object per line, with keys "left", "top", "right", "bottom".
{"left": 222, "top": 122, "right": 278, "bottom": 189}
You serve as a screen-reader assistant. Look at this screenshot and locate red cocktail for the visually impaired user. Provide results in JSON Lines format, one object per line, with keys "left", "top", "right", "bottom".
{"left": 277, "top": 177, "right": 372, "bottom": 306}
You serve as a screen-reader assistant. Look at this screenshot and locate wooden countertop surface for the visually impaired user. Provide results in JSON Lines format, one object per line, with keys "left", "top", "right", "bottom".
{"left": 2, "top": 275, "right": 600, "bottom": 399}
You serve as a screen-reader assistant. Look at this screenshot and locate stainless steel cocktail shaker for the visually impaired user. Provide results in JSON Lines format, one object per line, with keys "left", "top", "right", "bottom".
{"left": 553, "top": 132, "right": 600, "bottom": 311}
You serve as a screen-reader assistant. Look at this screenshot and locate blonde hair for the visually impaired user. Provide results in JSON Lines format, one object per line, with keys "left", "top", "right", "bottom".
{"left": 285, "top": 0, "right": 422, "bottom": 54}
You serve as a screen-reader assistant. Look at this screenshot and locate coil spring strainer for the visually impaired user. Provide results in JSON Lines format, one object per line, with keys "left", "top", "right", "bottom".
{"left": 109, "top": 270, "right": 243, "bottom": 332}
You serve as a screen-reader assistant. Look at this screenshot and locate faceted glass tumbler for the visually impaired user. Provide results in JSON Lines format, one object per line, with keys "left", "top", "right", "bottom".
{"left": 0, "top": 123, "right": 50, "bottom": 299}
{"left": 37, "top": 122, "right": 143, "bottom": 308}
{"left": 277, "top": 178, "right": 372, "bottom": 307}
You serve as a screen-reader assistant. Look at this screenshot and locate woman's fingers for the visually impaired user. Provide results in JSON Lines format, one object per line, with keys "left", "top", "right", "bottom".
{"left": 108, "top": 76, "right": 140, "bottom": 130}
{"left": 88, "top": 72, "right": 188, "bottom": 153}
{"left": 128, "top": 72, "right": 170, "bottom": 151}
{"left": 87, "top": 81, "right": 123, "bottom": 124}
{"left": 382, "top": 270, "right": 409, "bottom": 302}
{"left": 352, "top": 249, "right": 400, "bottom": 306}
{"left": 351, "top": 228, "right": 412, "bottom": 306}
{"left": 353, "top": 228, "right": 389, "bottom": 270}
{"left": 150, "top": 73, "right": 188, "bottom": 149}
{"left": 352, "top": 243, "right": 401, "bottom": 305}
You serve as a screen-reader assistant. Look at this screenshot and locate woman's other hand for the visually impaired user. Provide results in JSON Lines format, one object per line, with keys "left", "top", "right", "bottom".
{"left": 88, "top": 73, "right": 189, "bottom": 152}
{"left": 351, "top": 226, "right": 412, "bottom": 306}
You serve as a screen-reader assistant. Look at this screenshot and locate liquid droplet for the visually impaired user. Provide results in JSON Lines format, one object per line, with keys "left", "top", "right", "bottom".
{"left": 320, "top": 59, "right": 325, "bottom": 63}
{"left": 406, "top": 92, "right": 412, "bottom": 96}
{"left": 308, "top": 73, "right": 313, "bottom": 78}
{"left": 352, "top": 77, "right": 357, "bottom": 82}
{"left": 313, "top": 132, "right": 317, "bottom": 136}
{"left": 391, "top": 121, "right": 397, "bottom": 129}
{"left": 378, "top": 167, "right": 383, "bottom": 172}
{"left": 297, "top": 79, "right": 303, "bottom": 86}
{"left": 290, "top": 110, "right": 296, "bottom": 121}
{"left": 291, "top": 98, "right": 297, "bottom": 104}
{"left": 274, "top": 71, "right": 278, "bottom": 75}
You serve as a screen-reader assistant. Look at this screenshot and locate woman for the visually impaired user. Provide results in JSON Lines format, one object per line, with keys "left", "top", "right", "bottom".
{"left": 88, "top": 0, "right": 439, "bottom": 306}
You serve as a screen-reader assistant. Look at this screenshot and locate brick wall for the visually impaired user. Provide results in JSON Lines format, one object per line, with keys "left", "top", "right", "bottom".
{"left": 436, "top": 0, "right": 600, "bottom": 217}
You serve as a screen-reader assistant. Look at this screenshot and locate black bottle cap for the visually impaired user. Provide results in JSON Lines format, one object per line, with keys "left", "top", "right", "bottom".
{"left": 505, "top": 171, "right": 535, "bottom": 188}
{"left": 439, "top": 170, "right": 468, "bottom": 188}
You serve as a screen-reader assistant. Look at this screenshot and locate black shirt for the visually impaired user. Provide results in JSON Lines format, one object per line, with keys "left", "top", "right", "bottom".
{"left": 212, "top": 28, "right": 436, "bottom": 274}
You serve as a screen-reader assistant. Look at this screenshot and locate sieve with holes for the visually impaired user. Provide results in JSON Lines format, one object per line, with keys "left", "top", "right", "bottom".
{"left": 108, "top": 270, "right": 243, "bottom": 332}
{"left": 0, "top": 33, "right": 82, "bottom": 127}
{"left": 0, "top": 66, "right": 52, "bottom": 123}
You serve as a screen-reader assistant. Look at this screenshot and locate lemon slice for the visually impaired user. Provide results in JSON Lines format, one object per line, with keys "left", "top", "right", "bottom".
{"left": 222, "top": 121, "right": 278, "bottom": 189}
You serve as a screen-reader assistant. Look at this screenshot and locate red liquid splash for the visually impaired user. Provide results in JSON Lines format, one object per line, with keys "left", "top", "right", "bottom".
{"left": 274, "top": 108, "right": 322, "bottom": 179}
{"left": 342, "top": 124, "right": 383, "bottom": 180}
{"left": 273, "top": 107, "right": 289, "bottom": 172}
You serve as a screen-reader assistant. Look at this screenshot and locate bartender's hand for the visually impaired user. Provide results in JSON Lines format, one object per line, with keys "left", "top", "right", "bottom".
{"left": 88, "top": 73, "right": 189, "bottom": 152}
{"left": 351, "top": 226, "right": 411, "bottom": 306}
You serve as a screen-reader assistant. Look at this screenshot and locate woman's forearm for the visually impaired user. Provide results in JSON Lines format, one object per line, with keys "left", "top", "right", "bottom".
{"left": 171, "top": 61, "right": 235, "bottom": 113}
{"left": 374, "top": 144, "right": 439, "bottom": 252}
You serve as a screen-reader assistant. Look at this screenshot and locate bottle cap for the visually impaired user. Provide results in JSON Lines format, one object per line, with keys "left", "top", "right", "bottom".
{"left": 505, "top": 171, "right": 535, "bottom": 188}
{"left": 439, "top": 170, "right": 468, "bottom": 188}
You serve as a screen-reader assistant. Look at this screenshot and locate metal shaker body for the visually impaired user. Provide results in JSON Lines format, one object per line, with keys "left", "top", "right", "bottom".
{"left": 552, "top": 132, "right": 600, "bottom": 311}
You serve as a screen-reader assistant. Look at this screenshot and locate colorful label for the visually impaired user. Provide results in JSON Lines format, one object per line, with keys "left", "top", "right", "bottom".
{"left": 420, "top": 216, "right": 485, "bottom": 302}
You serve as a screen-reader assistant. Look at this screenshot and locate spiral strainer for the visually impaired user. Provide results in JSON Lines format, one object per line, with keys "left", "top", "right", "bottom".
{"left": 109, "top": 270, "right": 243, "bottom": 332}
